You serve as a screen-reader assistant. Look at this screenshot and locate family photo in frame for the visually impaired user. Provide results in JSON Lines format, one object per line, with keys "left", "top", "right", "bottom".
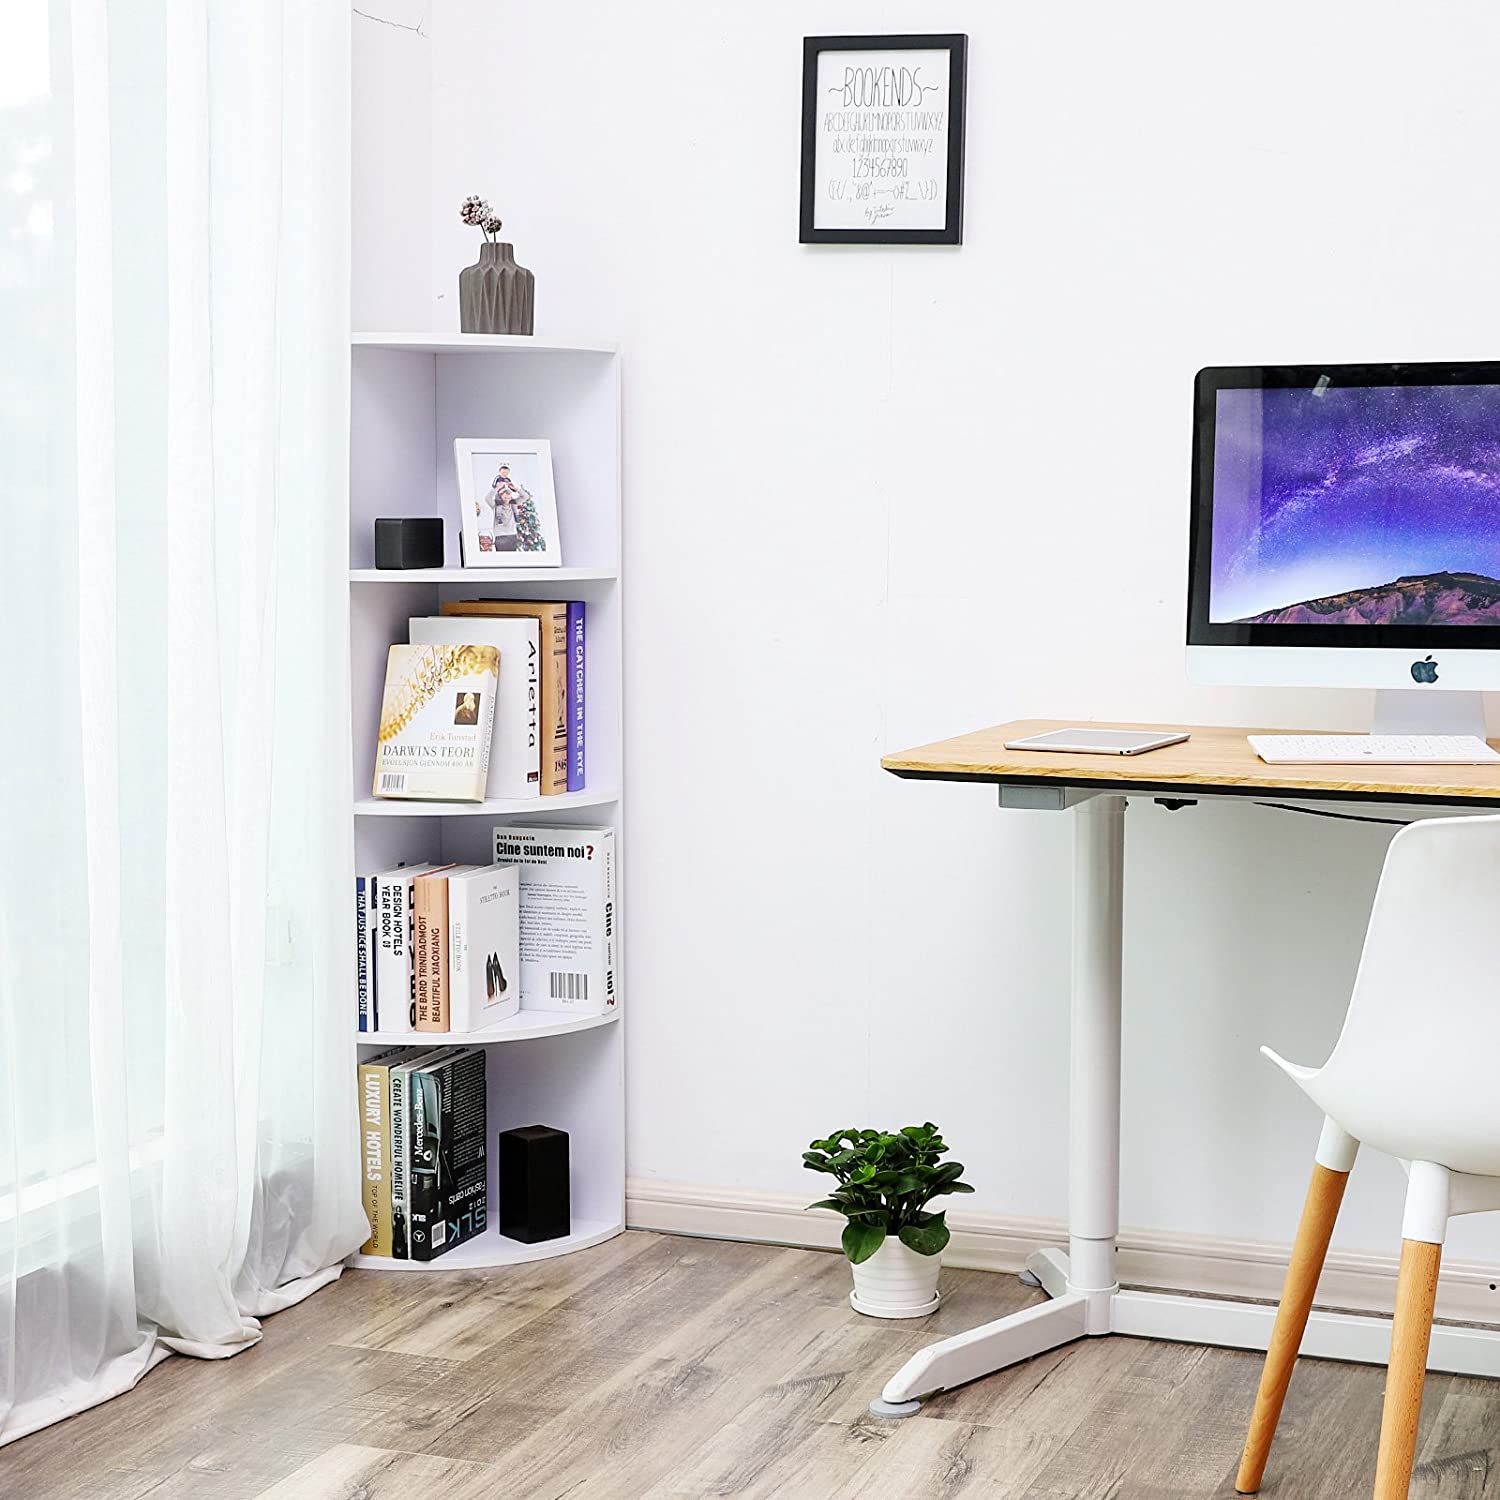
{"left": 455, "top": 438, "right": 562, "bottom": 567}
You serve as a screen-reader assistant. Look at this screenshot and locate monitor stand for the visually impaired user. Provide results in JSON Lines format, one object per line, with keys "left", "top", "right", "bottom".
{"left": 1371, "top": 689, "right": 1489, "bottom": 739}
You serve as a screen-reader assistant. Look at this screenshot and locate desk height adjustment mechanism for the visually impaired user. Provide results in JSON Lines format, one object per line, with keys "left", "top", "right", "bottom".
{"left": 997, "top": 785, "right": 1103, "bottom": 812}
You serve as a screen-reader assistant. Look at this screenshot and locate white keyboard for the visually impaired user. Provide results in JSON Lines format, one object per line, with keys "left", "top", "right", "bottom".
{"left": 1249, "top": 734, "right": 1500, "bottom": 766}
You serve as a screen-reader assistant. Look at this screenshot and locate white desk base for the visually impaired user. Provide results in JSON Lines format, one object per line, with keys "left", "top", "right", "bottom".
{"left": 876, "top": 794, "right": 1500, "bottom": 1416}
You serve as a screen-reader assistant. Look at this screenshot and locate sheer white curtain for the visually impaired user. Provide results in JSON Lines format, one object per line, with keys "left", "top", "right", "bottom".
{"left": 0, "top": 0, "right": 367, "bottom": 1443}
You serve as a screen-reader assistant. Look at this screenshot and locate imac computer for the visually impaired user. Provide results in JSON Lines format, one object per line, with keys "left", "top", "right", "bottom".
{"left": 1187, "top": 361, "right": 1500, "bottom": 742}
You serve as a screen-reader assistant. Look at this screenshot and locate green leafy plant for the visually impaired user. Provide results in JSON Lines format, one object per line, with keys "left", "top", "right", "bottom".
{"left": 803, "top": 1123, "right": 974, "bottom": 1265}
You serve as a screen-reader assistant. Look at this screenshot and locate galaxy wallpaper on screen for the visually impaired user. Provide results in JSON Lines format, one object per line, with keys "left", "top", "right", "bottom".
{"left": 1209, "top": 384, "right": 1500, "bottom": 625}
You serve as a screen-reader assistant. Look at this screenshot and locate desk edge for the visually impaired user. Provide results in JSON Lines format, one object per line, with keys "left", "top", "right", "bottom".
{"left": 881, "top": 764, "right": 1500, "bottom": 808}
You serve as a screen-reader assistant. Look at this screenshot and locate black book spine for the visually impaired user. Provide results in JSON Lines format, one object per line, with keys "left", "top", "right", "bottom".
{"left": 409, "top": 1050, "right": 487, "bottom": 1261}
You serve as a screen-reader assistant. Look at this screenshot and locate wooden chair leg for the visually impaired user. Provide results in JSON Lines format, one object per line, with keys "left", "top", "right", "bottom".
{"left": 1371, "top": 1238, "right": 1442, "bottom": 1500}
{"left": 1235, "top": 1161, "right": 1351, "bottom": 1494}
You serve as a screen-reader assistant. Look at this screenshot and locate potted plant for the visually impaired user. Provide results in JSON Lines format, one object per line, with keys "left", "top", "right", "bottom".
{"left": 803, "top": 1123, "right": 973, "bottom": 1318}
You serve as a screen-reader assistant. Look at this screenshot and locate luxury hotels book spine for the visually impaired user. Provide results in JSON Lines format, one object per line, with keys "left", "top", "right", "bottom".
{"left": 568, "top": 603, "right": 585, "bottom": 791}
{"left": 357, "top": 1051, "right": 398, "bottom": 1255}
{"left": 441, "top": 600, "right": 569, "bottom": 795}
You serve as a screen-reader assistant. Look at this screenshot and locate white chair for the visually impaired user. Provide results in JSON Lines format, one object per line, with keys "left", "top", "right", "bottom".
{"left": 1237, "top": 813, "right": 1500, "bottom": 1500}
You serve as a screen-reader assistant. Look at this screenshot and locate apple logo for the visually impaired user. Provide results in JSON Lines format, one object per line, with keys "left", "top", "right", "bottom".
{"left": 1411, "top": 655, "right": 1439, "bottom": 684}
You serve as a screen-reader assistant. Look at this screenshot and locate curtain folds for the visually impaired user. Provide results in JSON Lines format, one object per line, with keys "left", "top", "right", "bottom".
{"left": 0, "top": 0, "right": 365, "bottom": 1444}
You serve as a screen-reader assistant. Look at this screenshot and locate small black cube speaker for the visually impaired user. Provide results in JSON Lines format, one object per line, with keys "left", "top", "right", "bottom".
{"left": 498, "top": 1125, "right": 570, "bottom": 1243}
{"left": 374, "top": 516, "right": 445, "bottom": 569}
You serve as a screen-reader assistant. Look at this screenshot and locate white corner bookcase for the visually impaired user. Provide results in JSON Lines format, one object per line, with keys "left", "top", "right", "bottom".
{"left": 348, "top": 332, "right": 623, "bottom": 1271}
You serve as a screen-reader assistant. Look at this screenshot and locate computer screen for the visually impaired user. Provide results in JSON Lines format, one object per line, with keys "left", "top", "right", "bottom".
{"left": 1188, "top": 364, "right": 1500, "bottom": 650}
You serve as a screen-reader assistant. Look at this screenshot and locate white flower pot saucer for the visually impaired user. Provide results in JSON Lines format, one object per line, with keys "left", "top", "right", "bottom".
{"left": 849, "top": 1287, "right": 941, "bottom": 1319}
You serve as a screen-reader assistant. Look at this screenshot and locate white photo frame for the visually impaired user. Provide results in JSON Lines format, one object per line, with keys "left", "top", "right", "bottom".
{"left": 455, "top": 438, "right": 562, "bottom": 568}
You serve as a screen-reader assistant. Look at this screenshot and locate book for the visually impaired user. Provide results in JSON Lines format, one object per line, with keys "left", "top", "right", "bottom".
{"left": 389, "top": 1047, "right": 446, "bottom": 1259}
{"left": 355, "top": 874, "right": 373, "bottom": 1031}
{"left": 356, "top": 1045, "right": 432, "bottom": 1256}
{"left": 491, "top": 825, "right": 617, "bottom": 1015}
{"left": 409, "top": 616, "right": 541, "bottom": 800}
{"left": 442, "top": 600, "right": 569, "bottom": 795}
{"left": 414, "top": 866, "right": 477, "bottom": 1031}
{"left": 448, "top": 864, "right": 521, "bottom": 1031}
{"left": 568, "top": 602, "right": 585, "bottom": 791}
{"left": 373, "top": 863, "right": 446, "bottom": 1036}
{"left": 408, "top": 1048, "right": 488, "bottom": 1261}
{"left": 373, "top": 643, "right": 499, "bottom": 802}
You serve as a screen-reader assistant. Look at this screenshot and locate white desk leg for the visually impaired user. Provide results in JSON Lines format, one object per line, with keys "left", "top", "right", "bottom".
{"left": 875, "top": 796, "right": 1126, "bottom": 1415}
{"left": 1068, "top": 794, "right": 1125, "bottom": 1296}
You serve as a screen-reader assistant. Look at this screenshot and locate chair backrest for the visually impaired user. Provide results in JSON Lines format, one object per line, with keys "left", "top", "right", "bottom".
{"left": 1316, "top": 812, "right": 1500, "bottom": 1173}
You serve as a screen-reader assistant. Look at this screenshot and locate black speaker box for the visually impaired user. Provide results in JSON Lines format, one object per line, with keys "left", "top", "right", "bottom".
{"left": 498, "top": 1125, "right": 570, "bottom": 1243}
{"left": 374, "top": 516, "right": 445, "bottom": 569}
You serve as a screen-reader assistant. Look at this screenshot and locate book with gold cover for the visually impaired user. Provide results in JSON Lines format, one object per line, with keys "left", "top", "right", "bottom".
{"left": 373, "top": 643, "right": 499, "bottom": 802}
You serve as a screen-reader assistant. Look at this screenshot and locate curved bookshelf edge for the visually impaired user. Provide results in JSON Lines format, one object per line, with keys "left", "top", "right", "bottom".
{"left": 348, "top": 566, "right": 619, "bottom": 584}
{"left": 354, "top": 789, "right": 619, "bottom": 818}
{"left": 352, "top": 331, "right": 617, "bottom": 356}
{"left": 356, "top": 1007, "right": 619, "bottom": 1049}
{"left": 348, "top": 1218, "right": 624, "bottom": 1272}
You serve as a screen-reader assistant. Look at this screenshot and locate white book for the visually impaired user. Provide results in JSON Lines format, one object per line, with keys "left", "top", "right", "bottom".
{"left": 491, "top": 825, "right": 617, "bottom": 1016}
{"left": 409, "top": 616, "right": 541, "bottom": 800}
{"left": 372, "top": 863, "right": 445, "bottom": 1034}
{"left": 447, "top": 865, "right": 521, "bottom": 1031}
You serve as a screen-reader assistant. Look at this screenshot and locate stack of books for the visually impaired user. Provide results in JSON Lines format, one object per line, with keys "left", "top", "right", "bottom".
{"left": 356, "top": 824, "right": 618, "bottom": 1032}
{"left": 371, "top": 601, "right": 585, "bottom": 804}
{"left": 358, "top": 1046, "right": 488, "bottom": 1261}
{"left": 357, "top": 864, "right": 520, "bottom": 1034}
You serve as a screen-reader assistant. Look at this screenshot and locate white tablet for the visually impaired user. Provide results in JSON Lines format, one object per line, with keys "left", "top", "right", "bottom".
{"left": 1003, "top": 728, "right": 1190, "bottom": 757}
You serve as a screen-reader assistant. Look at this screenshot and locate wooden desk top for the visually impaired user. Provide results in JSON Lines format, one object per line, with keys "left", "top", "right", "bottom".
{"left": 881, "top": 719, "right": 1500, "bottom": 807}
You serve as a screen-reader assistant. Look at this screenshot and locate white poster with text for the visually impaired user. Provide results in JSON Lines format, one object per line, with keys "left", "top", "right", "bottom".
{"left": 811, "top": 48, "right": 952, "bottom": 232}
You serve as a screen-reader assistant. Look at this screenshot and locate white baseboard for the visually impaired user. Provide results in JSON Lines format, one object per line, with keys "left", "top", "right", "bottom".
{"left": 626, "top": 1177, "right": 1500, "bottom": 1327}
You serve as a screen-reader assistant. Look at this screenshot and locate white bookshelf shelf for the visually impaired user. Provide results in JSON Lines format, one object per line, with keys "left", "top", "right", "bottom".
{"left": 349, "top": 566, "right": 618, "bottom": 584}
{"left": 357, "top": 1008, "right": 619, "bottom": 1049}
{"left": 349, "top": 332, "right": 625, "bottom": 1274}
{"left": 349, "top": 1217, "right": 622, "bottom": 1273}
{"left": 353, "top": 331, "right": 616, "bottom": 356}
{"left": 354, "top": 788, "right": 619, "bottom": 818}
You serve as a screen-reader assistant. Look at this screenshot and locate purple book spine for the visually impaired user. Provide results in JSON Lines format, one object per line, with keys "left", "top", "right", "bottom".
{"left": 567, "top": 602, "right": 586, "bottom": 791}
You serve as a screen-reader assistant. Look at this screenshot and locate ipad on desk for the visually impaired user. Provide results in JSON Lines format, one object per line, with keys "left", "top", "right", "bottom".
{"left": 1003, "top": 728, "right": 1191, "bottom": 756}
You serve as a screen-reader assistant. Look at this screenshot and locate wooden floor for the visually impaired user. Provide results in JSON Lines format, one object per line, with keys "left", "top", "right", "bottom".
{"left": 1, "top": 1232, "right": 1496, "bottom": 1499}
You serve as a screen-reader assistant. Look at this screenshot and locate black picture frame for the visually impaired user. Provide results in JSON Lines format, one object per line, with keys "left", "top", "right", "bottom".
{"left": 1187, "top": 360, "right": 1500, "bottom": 652}
{"left": 799, "top": 34, "right": 967, "bottom": 246}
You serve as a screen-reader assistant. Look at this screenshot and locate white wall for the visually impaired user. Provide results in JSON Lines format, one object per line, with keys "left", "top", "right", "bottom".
{"left": 352, "top": 1, "right": 431, "bottom": 330}
{"left": 357, "top": 0, "right": 1500, "bottom": 1265}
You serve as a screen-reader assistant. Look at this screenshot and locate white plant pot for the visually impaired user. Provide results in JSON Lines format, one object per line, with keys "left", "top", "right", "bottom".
{"left": 848, "top": 1236, "right": 942, "bottom": 1319}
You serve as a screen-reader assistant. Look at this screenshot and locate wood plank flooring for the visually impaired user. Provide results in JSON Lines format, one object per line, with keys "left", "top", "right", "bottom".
{"left": 1, "top": 1231, "right": 1496, "bottom": 1499}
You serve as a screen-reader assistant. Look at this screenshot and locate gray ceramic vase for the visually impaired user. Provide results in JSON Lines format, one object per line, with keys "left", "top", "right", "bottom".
{"left": 459, "top": 241, "right": 535, "bottom": 335}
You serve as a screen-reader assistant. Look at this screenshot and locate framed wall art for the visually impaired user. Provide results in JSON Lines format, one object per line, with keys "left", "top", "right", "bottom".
{"left": 799, "top": 33, "right": 967, "bottom": 246}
